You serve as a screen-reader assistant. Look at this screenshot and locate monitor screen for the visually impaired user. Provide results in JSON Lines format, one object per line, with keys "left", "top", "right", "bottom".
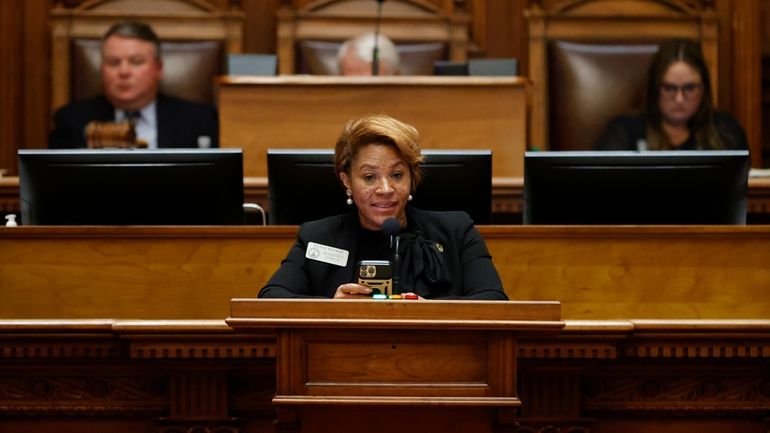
{"left": 523, "top": 150, "right": 750, "bottom": 225}
{"left": 267, "top": 149, "right": 492, "bottom": 225}
{"left": 19, "top": 149, "right": 244, "bottom": 225}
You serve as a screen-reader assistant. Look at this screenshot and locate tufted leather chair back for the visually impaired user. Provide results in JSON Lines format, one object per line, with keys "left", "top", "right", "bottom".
{"left": 276, "top": 0, "right": 469, "bottom": 75}
{"left": 297, "top": 39, "right": 445, "bottom": 75}
{"left": 548, "top": 41, "right": 659, "bottom": 150}
{"left": 71, "top": 39, "right": 223, "bottom": 105}
{"left": 525, "top": 0, "right": 718, "bottom": 152}
{"left": 50, "top": 0, "right": 243, "bottom": 112}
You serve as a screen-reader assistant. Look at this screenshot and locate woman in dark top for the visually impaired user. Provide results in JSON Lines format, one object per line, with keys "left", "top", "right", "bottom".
{"left": 258, "top": 114, "right": 507, "bottom": 300}
{"left": 596, "top": 39, "right": 748, "bottom": 151}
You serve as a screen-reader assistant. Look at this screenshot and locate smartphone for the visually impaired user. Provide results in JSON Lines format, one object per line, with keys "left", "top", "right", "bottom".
{"left": 357, "top": 260, "right": 393, "bottom": 296}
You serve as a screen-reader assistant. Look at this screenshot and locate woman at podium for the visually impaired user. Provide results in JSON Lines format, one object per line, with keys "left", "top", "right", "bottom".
{"left": 258, "top": 115, "right": 507, "bottom": 300}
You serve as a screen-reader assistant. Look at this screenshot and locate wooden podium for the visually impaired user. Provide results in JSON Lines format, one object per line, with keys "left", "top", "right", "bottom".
{"left": 227, "top": 299, "right": 563, "bottom": 433}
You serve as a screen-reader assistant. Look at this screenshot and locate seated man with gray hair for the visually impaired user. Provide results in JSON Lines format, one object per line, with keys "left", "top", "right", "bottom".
{"left": 337, "top": 32, "right": 401, "bottom": 76}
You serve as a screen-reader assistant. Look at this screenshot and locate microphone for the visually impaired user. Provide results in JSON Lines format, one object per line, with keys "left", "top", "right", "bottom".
{"left": 381, "top": 217, "right": 400, "bottom": 294}
{"left": 372, "top": 0, "right": 385, "bottom": 76}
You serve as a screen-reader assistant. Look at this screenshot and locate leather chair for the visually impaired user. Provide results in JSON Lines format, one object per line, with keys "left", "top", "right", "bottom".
{"left": 547, "top": 41, "right": 658, "bottom": 150}
{"left": 71, "top": 39, "right": 224, "bottom": 105}
{"left": 276, "top": 0, "right": 470, "bottom": 75}
{"left": 51, "top": 0, "right": 243, "bottom": 111}
{"left": 525, "top": 0, "right": 718, "bottom": 151}
{"left": 297, "top": 39, "right": 446, "bottom": 75}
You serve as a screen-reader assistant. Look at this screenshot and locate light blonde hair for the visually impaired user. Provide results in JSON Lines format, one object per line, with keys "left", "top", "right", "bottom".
{"left": 334, "top": 114, "right": 423, "bottom": 191}
{"left": 337, "top": 32, "right": 401, "bottom": 75}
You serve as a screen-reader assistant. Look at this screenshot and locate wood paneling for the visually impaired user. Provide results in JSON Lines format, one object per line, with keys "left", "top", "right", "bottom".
{"left": 216, "top": 76, "right": 528, "bottom": 179}
{"left": 1, "top": 319, "right": 768, "bottom": 432}
{"left": 2, "top": 225, "right": 770, "bottom": 320}
{"left": 242, "top": 0, "right": 281, "bottom": 54}
{"left": 730, "top": 1, "right": 762, "bottom": 168}
{"left": 22, "top": 2, "right": 50, "bottom": 155}
{"left": 477, "top": 0, "right": 528, "bottom": 73}
{"left": 0, "top": 0, "right": 767, "bottom": 177}
{"left": 0, "top": 3, "right": 23, "bottom": 176}
{"left": 227, "top": 299, "right": 560, "bottom": 432}
{"left": 761, "top": 0, "right": 770, "bottom": 166}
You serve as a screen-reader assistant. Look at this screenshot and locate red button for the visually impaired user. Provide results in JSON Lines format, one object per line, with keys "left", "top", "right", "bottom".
{"left": 404, "top": 293, "right": 418, "bottom": 300}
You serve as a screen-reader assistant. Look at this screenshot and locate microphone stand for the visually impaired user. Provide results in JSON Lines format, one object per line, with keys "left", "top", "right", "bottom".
{"left": 372, "top": 0, "right": 384, "bottom": 76}
{"left": 390, "top": 234, "right": 400, "bottom": 294}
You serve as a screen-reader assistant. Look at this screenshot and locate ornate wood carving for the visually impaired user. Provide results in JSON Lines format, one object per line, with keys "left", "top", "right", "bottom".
{"left": 0, "top": 371, "right": 168, "bottom": 415}
{"left": 2, "top": 320, "right": 770, "bottom": 431}
{"left": 513, "top": 423, "right": 593, "bottom": 433}
{"left": 581, "top": 368, "right": 770, "bottom": 414}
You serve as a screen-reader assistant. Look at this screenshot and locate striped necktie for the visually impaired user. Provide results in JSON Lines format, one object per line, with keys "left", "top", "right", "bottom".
{"left": 124, "top": 111, "right": 141, "bottom": 126}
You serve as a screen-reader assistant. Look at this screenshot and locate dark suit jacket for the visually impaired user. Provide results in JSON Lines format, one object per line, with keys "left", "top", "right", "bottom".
{"left": 258, "top": 207, "right": 508, "bottom": 300}
{"left": 595, "top": 110, "right": 748, "bottom": 151}
{"left": 49, "top": 93, "right": 219, "bottom": 149}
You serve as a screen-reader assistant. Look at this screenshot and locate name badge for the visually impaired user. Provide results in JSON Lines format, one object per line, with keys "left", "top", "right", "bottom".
{"left": 305, "top": 242, "right": 349, "bottom": 267}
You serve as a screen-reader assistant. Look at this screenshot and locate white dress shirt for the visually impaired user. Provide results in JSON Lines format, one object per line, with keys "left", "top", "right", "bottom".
{"left": 115, "top": 100, "right": 157, "bottom": 149}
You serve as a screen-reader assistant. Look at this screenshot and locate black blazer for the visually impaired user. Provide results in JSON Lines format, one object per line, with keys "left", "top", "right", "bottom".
{"left": 49, "top": 93, "right": 219, "bottom": 149}
{"left": 595, "top": 111, "right": 748, "bottom": 151}
{"left": 258, "top": 207, "right": 508, "bottom": 300}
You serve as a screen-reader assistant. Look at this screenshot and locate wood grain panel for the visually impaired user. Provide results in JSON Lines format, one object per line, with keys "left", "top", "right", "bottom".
{"left": 2, "top": 225, "right": 770, "bottom": 320}
{"left": 217, "top": 76, "right": 528, "bottom": 179}
{"left": 305, "top": 339, "right": 487, "bottom": 384}
{"left": 22, "top": 1, "right": 50, "bottom": 156}
{"left": 730, "top": 0, "right": 763, "bottom": 168}
{"left": 486, "top": 226, "right": 770, "bottom": 319}
{"left": 0, "top": 3, "right": 23, "bottom": 176}
{"left": 0, "top": 227, "right": 296, "bottom": 319}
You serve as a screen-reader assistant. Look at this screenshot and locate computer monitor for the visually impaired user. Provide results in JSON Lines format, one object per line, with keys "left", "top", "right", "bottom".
{"left": 18, "top": 149, "right": 244, "bottom": 225}
{"left": 468, "top": 58, "right": 518, "bottom": 76}
{"left": 523, "top": 150, "right": 750, "bottom": 225}
{"left": 267, "top": 149, "right": 492, "bottom": 225}
{"left": 433, "top": 60, "right": 469, "bottom": 76}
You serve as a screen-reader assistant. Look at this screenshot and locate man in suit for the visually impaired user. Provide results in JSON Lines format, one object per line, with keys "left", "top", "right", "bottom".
{"left": 49, "top": 21, "right": 219, "bottom": 149}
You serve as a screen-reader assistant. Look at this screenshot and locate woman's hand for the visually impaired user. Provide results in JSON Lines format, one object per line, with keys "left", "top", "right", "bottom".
{"left": 334, "top": 283, "right": 373, "bottom": 299}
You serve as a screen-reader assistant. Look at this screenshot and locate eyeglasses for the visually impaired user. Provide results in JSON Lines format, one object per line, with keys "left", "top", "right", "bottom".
{"left": 660, "top": 82, "right": 703, "bottom": 99}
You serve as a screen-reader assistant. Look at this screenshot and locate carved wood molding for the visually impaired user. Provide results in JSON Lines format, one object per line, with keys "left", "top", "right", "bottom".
{"left": 512, "top": 422, "right": 593, "bottom": 433}
{"left": 0, "top": 365, "right": 276, "bottom": 420}
{"left": 520, "top": 320, "right": 770, "bottom": 360}
{"left": 518, "top": 362, "right": 770, "bottom": 420}
{"left": 0, "top": 321, "right": 276, "bottom": 360}
{"left": 0, "top": 372, "right": 168, "bottom": 415}
{"left": 155, "top": 421, "right": 241, "bottom": 433}
{"left": 582, "top": 371, "right": 770, "bottom": 414}
{"left": 0, "top": 341, "right": 126, "bottom": 358}
{"left": 623, "top": 341, "right": 770, "bottom": 358}
{"left": 518, "top": 342, "right": 618, "bottom": 360}
{"left": 129, "top": 338, "right": 275, "bottom": 359}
